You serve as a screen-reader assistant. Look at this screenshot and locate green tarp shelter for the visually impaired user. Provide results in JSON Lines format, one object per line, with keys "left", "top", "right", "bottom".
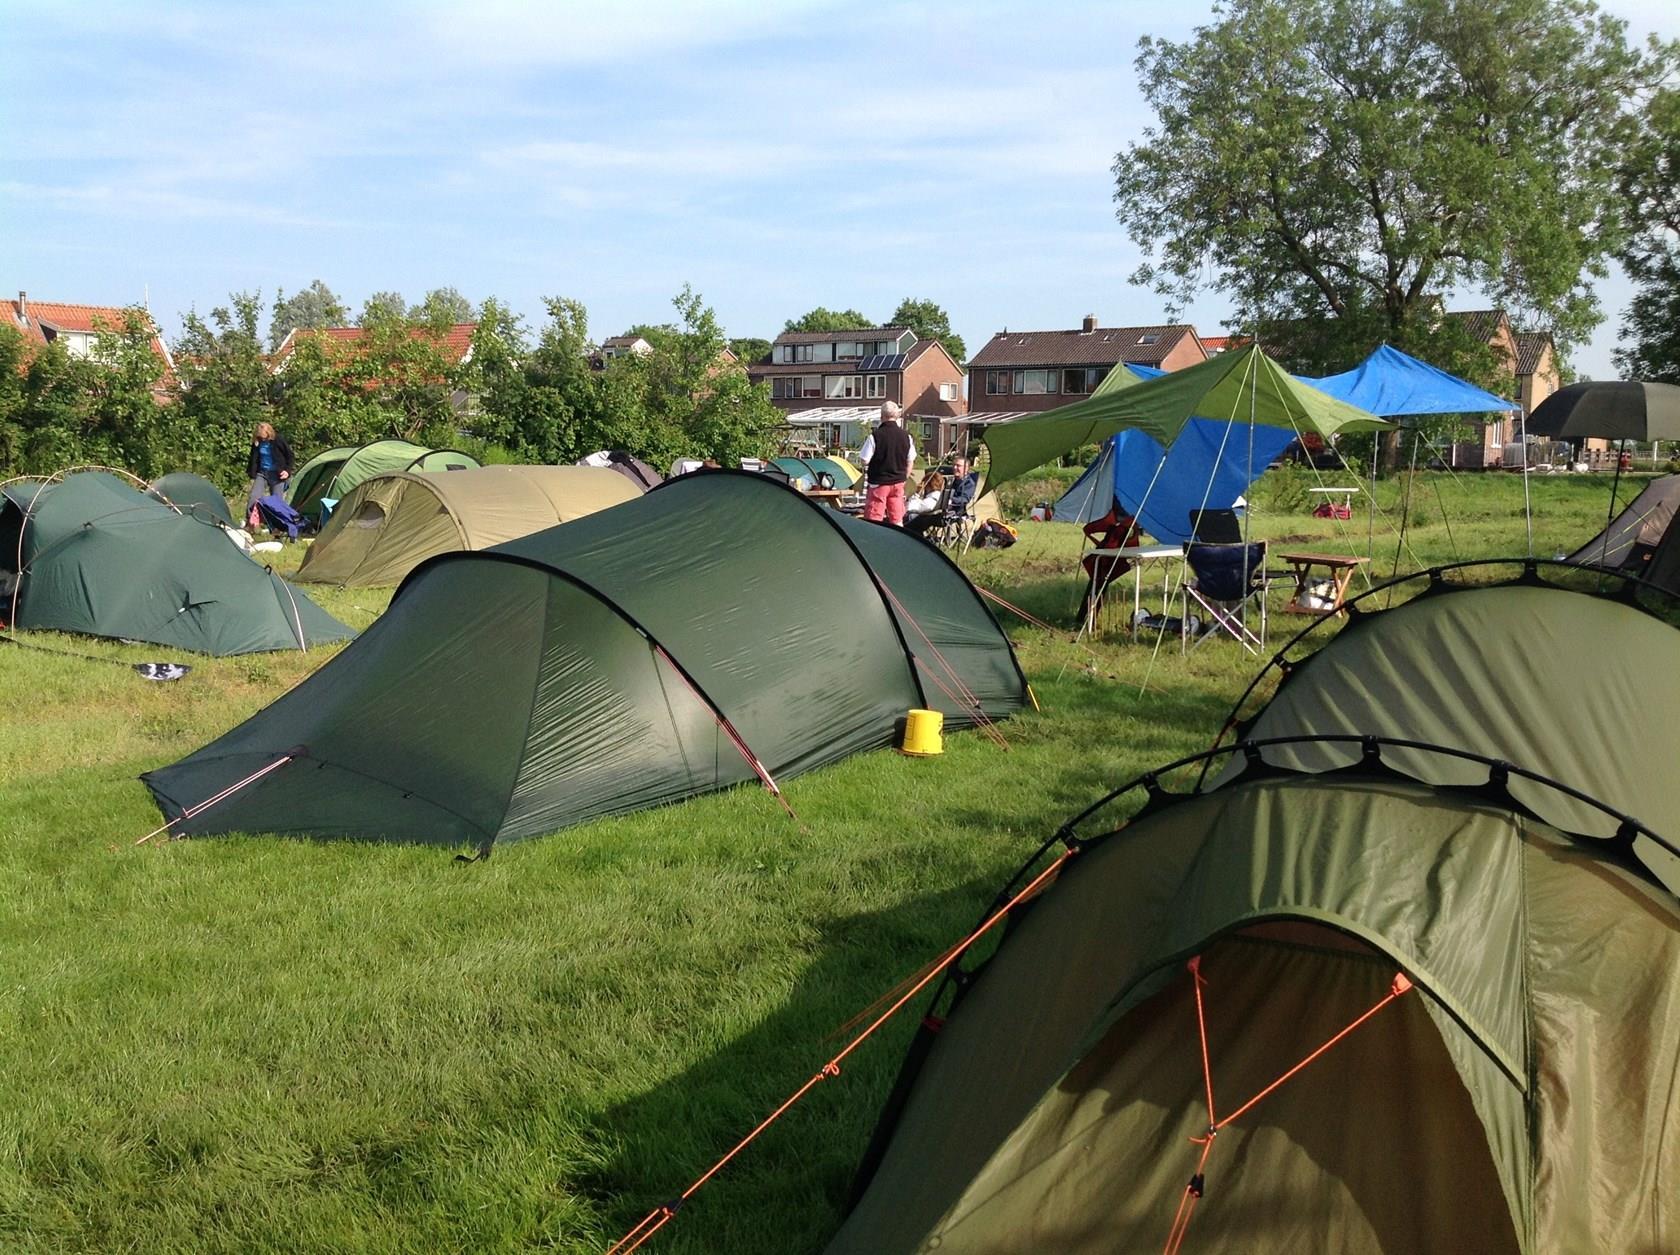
{"left": 1, "top": 472, "right": 352, "bottom": 654}
{"left": 980, "top": 345, "right": 1389, "bottom": 491}
{"left": 147, "top": 471, "right": 234, "bottom": 528}
{"left": 294, "top": 464, "right": 644, "bottom": 587}
{"left": 287, "top": 439, "right": 480, "bottom": 520}
{"left": 831, "top": 573, "right": 1679, "bottom": 1254}
{"left": 143, "top": 471, "right": 1029, "bottom": 849}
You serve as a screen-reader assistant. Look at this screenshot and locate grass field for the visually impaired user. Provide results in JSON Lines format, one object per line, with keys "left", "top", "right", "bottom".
{"left": 0, "top": 470, "right": 1634, "bottom": 1252}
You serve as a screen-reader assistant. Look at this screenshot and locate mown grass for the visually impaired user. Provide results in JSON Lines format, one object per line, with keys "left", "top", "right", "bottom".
{"left": 0, "top": 472, "right": 1631, "bottom": 1252}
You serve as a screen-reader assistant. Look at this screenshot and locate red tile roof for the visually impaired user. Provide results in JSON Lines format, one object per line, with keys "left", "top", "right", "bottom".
{"left": 968, "top": 323, "right": 1201, "bottom": 369}
{"left": 6, "top": 296, "right": 174, "bottom": 379}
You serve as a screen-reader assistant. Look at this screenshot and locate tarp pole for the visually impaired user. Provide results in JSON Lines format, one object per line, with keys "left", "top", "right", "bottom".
{"left": 1519, "top": 406, "right": 1533, "bottom": 557}
{"left": 1599, "top": 439, "right": 1627, "bottom": 586}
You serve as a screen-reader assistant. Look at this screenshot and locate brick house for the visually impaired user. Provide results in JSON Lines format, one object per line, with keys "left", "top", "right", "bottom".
{"left": 746, "top": 326, "right": 966, "bottom": 455}
{"left": 966, "top": 316, "right": 1207, "bottom": 417}
{"left": 7, "top": 291, "right": 176, "bottom": 389}
{"left": 1442, "top": 310, "right": 1564, "bottom": 467}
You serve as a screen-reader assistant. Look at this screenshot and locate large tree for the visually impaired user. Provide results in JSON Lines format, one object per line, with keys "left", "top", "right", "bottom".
{"left": 410, "top": 286, "right": 474, "bottom": 328}
{"left": 890, "top": 297, "right": 967, "bottom": 365}
{"left": 357, "top": 290, "right": 407, "bottom": 326}
{"left": 1614, "top": 85, "right": 1680, "bottom": 382}
{"left": 173, "top": 292, "right": 277, "bottom": 488}
{"left": 269, "top": 280, "right": 348, "bottom": 350}
{"left": 1115, "top": 0, "right": 1672, "bottom": 367}
{"left": 783, "top": 306, "right": 871, "bottom": 333}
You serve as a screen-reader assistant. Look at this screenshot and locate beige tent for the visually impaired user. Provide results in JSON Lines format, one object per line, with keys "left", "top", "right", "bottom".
{"left": 293, "top": 465, "right": 642, "bottom": 587}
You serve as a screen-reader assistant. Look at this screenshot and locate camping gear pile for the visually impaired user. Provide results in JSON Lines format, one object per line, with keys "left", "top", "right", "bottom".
{"left": 144, "top": 471, "right": 1029, "bottom": 851}
{"left": 1, "top": 471, "right": 351, "bottom": 655}
{"left": 823, "top": 564, "right": 1679, "bottom": 1254}
{"left": 294, "top": 464, "right": 644, "bottom": 587}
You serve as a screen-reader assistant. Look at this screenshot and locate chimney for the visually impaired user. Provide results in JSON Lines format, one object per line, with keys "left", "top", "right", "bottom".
{"left": 17, "top": 290, "right": 27, "bottom": 321}
{"left": 1081, "top": 313, "right": 1097, "bottom": 334}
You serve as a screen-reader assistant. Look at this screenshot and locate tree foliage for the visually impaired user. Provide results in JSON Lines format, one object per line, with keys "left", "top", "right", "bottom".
{"left": 728, "top": 336, "right": 772, "bottom": 365}
{"left": 358, "top": 291, "right": 407, "bottom": 326}
{"left": 890, "top": 297, "right": 966, "bottom": 365}
{"left": 1615, "top": 86, "right": 1680, "bottom": 382}
{"left": 1115, "top": 0, "right": 1672, "bottom": 364}
{"left": 269, "top": 280, "right": 348, "bottom": 350}
{"left": 783, "top": 307, "right": 871, "bottom": 334}
{"left": 410, "top": 286, "right": 474, "bottom": 328}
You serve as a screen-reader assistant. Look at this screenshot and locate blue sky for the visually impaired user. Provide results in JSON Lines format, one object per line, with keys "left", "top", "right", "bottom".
{"left": 3, "top": 0, "right": 1675, "bottom": 379}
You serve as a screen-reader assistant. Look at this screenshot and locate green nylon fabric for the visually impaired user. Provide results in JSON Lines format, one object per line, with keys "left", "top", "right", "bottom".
{"left": 1223, "top": 583, "right": 1680, "bottom": 870}
{"left": 828, "top": 776, "right": 1680, "bottom": 1254}
{"left": 980, "top": 345, "right": 1388, "bottom": 490}
{"left": 2, "top": 472, "right": 351, "bottom": 655}
{"left": 142, "top": 472, "right": 1027, "bottom": 846}
{"left": 288, "top": 440, "right": 480, "bottom": 518}
{"left": 147, "top": 471, "right": 234, "bottom": 528}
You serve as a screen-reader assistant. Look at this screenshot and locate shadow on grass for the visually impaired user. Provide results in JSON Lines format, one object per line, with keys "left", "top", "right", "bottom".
{"left": 576, "top": 876, "right": 1002, "bottom": 1255}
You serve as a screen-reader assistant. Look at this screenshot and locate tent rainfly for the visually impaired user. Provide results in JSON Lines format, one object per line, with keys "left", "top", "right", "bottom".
{"left": 1561, "top": 472, "right": 1679, "bottom": 580}
{"left": 979, "top": 345, "right": 1388, "bottom": 492}
{"left": 147, "top": 471, "right": 235, "bottom": 528}
{"left": 831, "top": 570, "right": 1680, "bottom": 1255}
{"left": 143, "top": 471, "right": 1029, "bottom": 850}
{"left": 293, "top": 465, "right": 644, "bottom": 587}
{"left": 287, "top": 439, "right": 480, "bottom": 520}
{"left": 1, "top": 472, "right": 352, "bottom": 654}
{"left": 773, "top": 456, "right": 862, "bottom": 491}
{"left": 575, "top": 449, "right": 663, "bottom": 491}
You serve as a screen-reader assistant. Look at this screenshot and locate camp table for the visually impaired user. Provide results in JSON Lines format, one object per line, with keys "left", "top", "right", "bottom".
{"left": 804, "top": 488, "right": 848, "bottom": 510}
{"left": 1079, "top": 543, "right": 1179, "bottom": 637}
{"left": 1277, "top": 550, "right": 1369, "bottom": 616}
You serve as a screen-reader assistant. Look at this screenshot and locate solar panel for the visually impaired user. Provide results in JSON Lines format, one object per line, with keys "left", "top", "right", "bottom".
{"left": 858, "top": 354, "right": 907, "bottom": 372}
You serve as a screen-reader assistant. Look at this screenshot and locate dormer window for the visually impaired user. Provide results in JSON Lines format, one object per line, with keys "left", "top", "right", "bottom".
{"left": 1138, "top": 333, "right": 1160, "bottom": 345}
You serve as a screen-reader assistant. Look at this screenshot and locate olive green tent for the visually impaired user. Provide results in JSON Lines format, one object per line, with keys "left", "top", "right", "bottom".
{"left": 294, "top": 465, "right": 644, "bottom": 587}
{"left": 142, "top": 471, "right": 1028, "bottom": 849}
{"left": 1, "top": 472, "right": 352, "bottom": 654}
{"left": 979, "top": 346, "right": 1389, "bottom": 491}
{"left": 147, "top": 471, "right": 234, "bottom": 528}
{"left": 831, "top": 569, "right": 1679, "bottom": 1254}
{"left": 287, "top": 439, "right": 480, "bottom": 520}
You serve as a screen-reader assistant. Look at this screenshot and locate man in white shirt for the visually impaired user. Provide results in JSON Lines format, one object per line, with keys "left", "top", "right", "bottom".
{"left": 857, "top": 401, "right": 917, "bottom": 526}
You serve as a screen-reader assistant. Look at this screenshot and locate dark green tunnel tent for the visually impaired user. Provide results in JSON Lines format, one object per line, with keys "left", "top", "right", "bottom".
{"left": 287, "top": 439, "right": 480, "bottom": 520}
{"left": 0, "top": 472, "right": 352, "bottom": 654}
{"left": 829, "top": 565, "right": 1680, "bottom": 1254}
{"left": 142, "top": 471, "right": 1028, "bottom": 848}
{"left": 147, "top": 471, "right": 234, "bottom": 528}
{"left": 1561, "top": 472, "right": 1678, "bottom": 575}
{"left": 830, "top": 769, "right": 1680, "bottom": 1255}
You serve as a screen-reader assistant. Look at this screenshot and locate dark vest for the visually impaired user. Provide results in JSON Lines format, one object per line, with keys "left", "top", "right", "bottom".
{"left": 867, "top": 423, "right": 912, "bottom": 485}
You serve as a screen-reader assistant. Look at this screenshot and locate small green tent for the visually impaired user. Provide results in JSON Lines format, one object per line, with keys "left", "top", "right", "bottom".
{"left": 143, "top": 471, "right": 1028, "bottom": 848}
{"left": 1, "top": 473, "right": 353, "bottom": 654}
{"left": 831, "top": 570, "right": 1679, "bottom": 1253}
{"left": 147, "top": 471, "right": 234, "bottom": 528}
{"left": 294, "top": 465, "right": 644, "bottom": 587}
{"left": 287, "top": 439, "right": 480, "bottom": 520}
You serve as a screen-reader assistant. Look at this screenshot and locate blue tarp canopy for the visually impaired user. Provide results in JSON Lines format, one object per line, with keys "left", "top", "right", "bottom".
{"left": 1053, "top": 419, "right": 1298, "bottom": 542}
{"left": 1310, "top": 344, "right": 1512, "bottom": 418}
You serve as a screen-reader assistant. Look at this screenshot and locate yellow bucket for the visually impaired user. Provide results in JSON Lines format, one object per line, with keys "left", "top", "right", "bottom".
{"left": 900, "top": 708, "right": 944, "bottom": 757}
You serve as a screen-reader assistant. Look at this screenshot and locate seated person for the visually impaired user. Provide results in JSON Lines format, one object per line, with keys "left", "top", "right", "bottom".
{"left": 1078, "top": 504, "right": 1140, "bottom": 621}
{"left": 906, "top": 456, "right": 979, "bottom": 539}
{"left": 905, "top": 470, "right": 946, "bottom": 517}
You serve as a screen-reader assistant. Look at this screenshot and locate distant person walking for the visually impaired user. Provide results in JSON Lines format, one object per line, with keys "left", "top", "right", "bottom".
{"left": 245, "top": 421, "right": 294, "bottom": 529}
{"left": 858, "top": 401, "right": 916, "bottom": 526}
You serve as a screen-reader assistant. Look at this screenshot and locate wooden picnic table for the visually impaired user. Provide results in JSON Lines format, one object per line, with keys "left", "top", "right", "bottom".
{"left": 1277, "top": 551, "right": 1370, "bottom": 616}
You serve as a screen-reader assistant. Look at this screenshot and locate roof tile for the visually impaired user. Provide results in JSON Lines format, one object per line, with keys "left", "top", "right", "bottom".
{"left": 968, "top": 323, "right": 1200, "bottom": 368}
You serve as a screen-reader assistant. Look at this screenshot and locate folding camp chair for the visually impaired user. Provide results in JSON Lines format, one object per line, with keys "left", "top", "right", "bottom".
{"left": 1189, "top": 508, "right": 1244, "bottom": 544}
{"left": 1181, "top": 541, "right": 1270, "bottom": 654}
{"left": 924, "top": 487, "right": 977, "bottom": 551}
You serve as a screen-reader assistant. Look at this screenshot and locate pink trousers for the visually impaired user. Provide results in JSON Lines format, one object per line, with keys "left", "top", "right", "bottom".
{"left": 863, "top": 482, "right": 907, "bottom": 526}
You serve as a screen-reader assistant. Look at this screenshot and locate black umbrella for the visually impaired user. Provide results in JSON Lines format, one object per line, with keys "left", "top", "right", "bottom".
{"left": 1527, "top": 380, "right": 1680, "bottom": 441}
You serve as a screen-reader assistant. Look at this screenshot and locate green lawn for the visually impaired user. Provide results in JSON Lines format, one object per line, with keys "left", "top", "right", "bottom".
{"left": 0, "top": 472, "right": 1632, "bottom": 1252}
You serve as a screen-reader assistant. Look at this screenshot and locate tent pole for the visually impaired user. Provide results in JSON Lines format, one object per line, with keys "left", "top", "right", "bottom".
{"left": 1388, "top": 433, "right": 1420, "bottom": 606}
{"left": 1598, "top": 438, "right": 1627, "bottom": 586}
{"left": 1518, "top": 406, "right": 1533, "bottom": 557}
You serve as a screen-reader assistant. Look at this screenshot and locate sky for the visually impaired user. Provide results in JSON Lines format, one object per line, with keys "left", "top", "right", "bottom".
{"left": 2, "top": 0, "right": 1676, "bottom": 380}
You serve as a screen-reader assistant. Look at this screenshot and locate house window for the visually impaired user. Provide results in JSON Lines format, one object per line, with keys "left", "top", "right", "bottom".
{"left": 836, "top": 341, "right": 862, "bottom": 359}
{"left": 1063, "top": 368, "right": 1089, "bottom": 395}
{"left": 986, "top": 370, "right": 1009, "bottom": 395}
{"left": 826, "top": 375, "right": 865, "bottom": 399}
{"left": 865, "top": 374, "right": 887, "bottom": 398}
{"left": 1138, "top": 333, "right": 1160, "bottom": 345}
{"left": 1013, "top": 369, "right": 1059, "bottom": 395}
{"left": 799, "top": 375, "right": 821, "bottom": 398}
{"left": 938, "top": 382, "right": 957, "bottom": 401}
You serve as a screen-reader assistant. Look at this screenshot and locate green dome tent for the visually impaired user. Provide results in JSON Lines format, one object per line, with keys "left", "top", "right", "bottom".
{"left": 828, "top": 567, "right": 1679, "bottom": 1254}
{"left": 773, "top": 455, "right": 861, "bottom": 490}
{"left": 147, "top": 471, "right": 234, "bottom": 528}
{"left": 1, "top": 472, "right": 353, "bottom": 654}
{"left": 143, "top": 471, "right": 1028, "bottom": 850}
{"left": 294, "top": 464, "right": 644, "bottom": 587}
{"left": 287, "top": 439, "right": 480, "bottom": 520}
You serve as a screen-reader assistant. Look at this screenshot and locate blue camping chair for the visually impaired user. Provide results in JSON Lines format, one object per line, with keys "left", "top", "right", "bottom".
{"left": 1182, "top": 541, "right": 1270, "bottom": 654}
